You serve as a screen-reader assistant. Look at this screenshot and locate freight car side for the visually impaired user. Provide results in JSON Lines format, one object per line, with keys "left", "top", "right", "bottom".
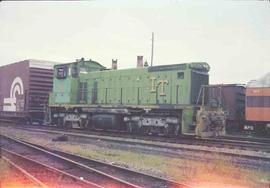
{"left": 0, "top": 60, "right": 55, "bottom": 124}
{"left": 0, "top": 61, "right": 29, "bottom": 114}
{"left": 245, "top": 87, "right": 270, "bottom": 133}
{"left": 245, "top": 72, "right": 270, "bottom": 134}
{"left": 196, "top": 84, "right": 246, "bottom": 133}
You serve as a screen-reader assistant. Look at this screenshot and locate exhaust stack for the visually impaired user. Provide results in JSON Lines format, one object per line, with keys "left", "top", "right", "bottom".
{"left": 137, "top": 56, "right": 143, "bottom": 68}
{"left": 112, "top": 59, "right": 118, "bottom": 70}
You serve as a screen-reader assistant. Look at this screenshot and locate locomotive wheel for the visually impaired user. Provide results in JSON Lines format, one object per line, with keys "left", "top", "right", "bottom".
{"left": 71, "top": 121, "right": 80, "bottom": 128}
{"left": 57, "top": 118, "right": 64, "bottom": 127}
{"left": 50, "top": 117, "right": 57, "bottom": 126}
{"left": 163, "top": 127, "right": 169, "bottom": 136}
{"left": 85, "top": 119, "right": 94, "bottom": 129}
{"left": 80, "top": 119, "right": 88, "bottom": 128}
{"left": 25, "top": 117, "right": 32, "bottom": 125}
{"left": 127, "top": 122, "right": 138, "bottom": 134}
{"left": 127, "top": 123, "right": 132, "bottom": 133}
{"left": 174, "top": 125, "right": 180, "bottom": 135}
{"left": 163, "top": 124, "right": 177, "bottom": 136}
{"left": 64, "top": 121, "right": 72, "bottom": 128}
{"left": 139, "top": 127, "right": 148, "bottom": 135}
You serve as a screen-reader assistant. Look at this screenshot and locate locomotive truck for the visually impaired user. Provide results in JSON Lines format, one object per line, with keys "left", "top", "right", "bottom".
{"left": 47, "top": 57, "right": 225, "bottom": 136}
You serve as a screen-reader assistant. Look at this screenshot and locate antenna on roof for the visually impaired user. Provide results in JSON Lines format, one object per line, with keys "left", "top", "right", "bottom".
{"left": 150, "top": 32, "right": 154, "bottom": 67}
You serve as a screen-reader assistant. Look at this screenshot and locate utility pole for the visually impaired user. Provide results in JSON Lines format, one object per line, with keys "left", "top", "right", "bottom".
{"left": 151, "top": 32, "right": 154, "bottom": 66}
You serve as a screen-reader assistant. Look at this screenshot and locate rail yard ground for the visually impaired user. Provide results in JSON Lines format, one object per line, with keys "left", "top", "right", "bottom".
{"left": 0, "top": 125, "right": 269, "bottom": 188}
{"left": 0, "top": 158, "right": 42, "bottom": 188}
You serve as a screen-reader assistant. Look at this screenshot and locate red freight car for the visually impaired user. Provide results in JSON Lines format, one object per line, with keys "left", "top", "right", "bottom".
{"left": 245, "top": 73, "right": 270, "bottom": 133}
{"left": 245, "top": 87, "right": 270, "bottom": 132}
{"left": 0, "top": 59, "right": 55, "bottom": 124}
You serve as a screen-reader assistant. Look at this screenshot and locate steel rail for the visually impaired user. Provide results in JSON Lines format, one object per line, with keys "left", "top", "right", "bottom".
{"left": 1, "top": 121, "right": 270, "bottom": 146}
{"left": 0, "top": 134, "right": 164, "bottom": 188}
{"left": 1, "top": 123, "right": 270, "bottom": 158}
{"left": 7, "top": 126, "right": 270, "bottom": 161}
{"left": 1, "top": 148, "right": 102, "bottom": 188}
{"left": 19, "top": 138, "right": 191, "bottom": 188}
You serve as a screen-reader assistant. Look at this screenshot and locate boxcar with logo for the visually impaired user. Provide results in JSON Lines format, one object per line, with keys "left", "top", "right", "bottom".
{"left": 0, "top": 59, "right": 55, "bottom": 123}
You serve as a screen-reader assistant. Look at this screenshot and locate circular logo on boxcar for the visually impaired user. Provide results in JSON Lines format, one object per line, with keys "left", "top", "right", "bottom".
{"left": 3, "top": 77, "right": 24, "bottom": 112}
{"left": 10, "top": 77, "right": 24, "bottom": 98}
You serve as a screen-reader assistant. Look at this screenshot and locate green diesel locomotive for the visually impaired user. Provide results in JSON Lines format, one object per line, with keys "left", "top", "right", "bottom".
{"left": 48, "top": 57, "right": 211, "bottom": 135}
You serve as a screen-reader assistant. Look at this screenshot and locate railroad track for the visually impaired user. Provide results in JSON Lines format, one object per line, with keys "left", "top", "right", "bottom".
{"left": 3, "top": 123, "right": 270, "bottom": 155}
{"left": 0, "top": 134, "right": 191, "bottom": 188}
{"left": 1, "top": 149, "right": 100, "bottom": 188}
{"left": 1, "top": 125, "right": 270, "bottom": 174}
{"left": 220, "top": 133, "right": 270, "bottom": 144}
{"left": 1, "top": 121, "right": 270, "bottom": 149}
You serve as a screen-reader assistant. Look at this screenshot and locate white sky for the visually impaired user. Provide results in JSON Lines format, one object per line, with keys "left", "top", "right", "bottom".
{"left": 0, "top": 0, "right": 269, "bottom": 84}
